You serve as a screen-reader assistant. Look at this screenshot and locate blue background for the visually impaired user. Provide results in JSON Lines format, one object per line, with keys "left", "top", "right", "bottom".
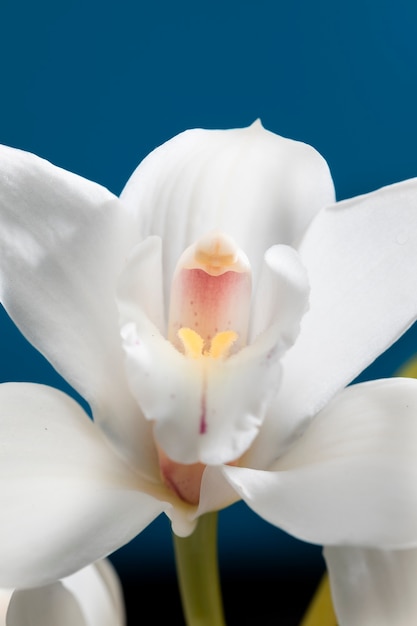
{"left": 1, "top": 0, "right": 417, "bottom": 620}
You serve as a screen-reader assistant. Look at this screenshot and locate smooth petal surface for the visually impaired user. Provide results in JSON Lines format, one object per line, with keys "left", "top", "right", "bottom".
{"left": 5, "top": 561, "right": 124, "bottom": 626}
{"left": 0, "top": 591, "right": 12, "bottom": 626}
{"left": 196, "top": 466, "right": 240, "bottom": 517}
{"left": 324, "top": 546, "right": 417, "bottom": 626}
{"left": 251, "top": 178, "right": 417, "bottom": 467}
{"left": 120, "top": 121, "right": 335, "bottom": 311}
{"left": 89, "top": 560, "right": 125, "bottom": 625}
{"left": 117, "top": 235, "right": 165, "bottom": 334}
{"left": 7, "top": 583, "right": 86, "bottom": 626}
{"left": 63, "top": 560, "right": 125, "bottom": 626}
{"left": 223, "top": 379, "right": 417, "bottom": 547}
{"left": 120, "top": 245, "right": 308, "bottom": 464}
{"left": 0, "top": 145, "right": 155, "bottom": 475}
{"left": 249, "top": 243, "right": 309, "bottom": 341}
{"left": 0, "top": 382, "right": 168, "bottom": 588}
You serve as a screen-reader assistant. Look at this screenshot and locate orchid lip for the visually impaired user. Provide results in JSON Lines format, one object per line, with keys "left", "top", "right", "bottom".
{"left": 118, "top": 234, "right": 307, "bottom": 469}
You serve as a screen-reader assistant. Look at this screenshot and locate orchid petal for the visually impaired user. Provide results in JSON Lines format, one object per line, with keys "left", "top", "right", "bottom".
{"left": 120, "top": 121, "right": 335, "bottom": 310}
{"left": 254, "top": 178, "right": 417, "bottom": 466}
{"left": 117, "top": 235, "right": 165, "bottom": 334}
{"left": 120, "top": 319, "right": 202, "bottom": 462}
{"left": 223, "top": 379, "right": 417, "bottom": 547}
{"left": 324, "top": 546, "right": 417, "bottom": 626}
{"left": 63, "top": 561, "right": 125, "bottom": 626}
{"left": 7, "top": 583, "right": 86, "bottom": 626}
{"left": 249, "top": 244, "right": 309, "bottom": 342}
{"left": 6, "top": 562, "right": 125, "bottom": 626}
{"left": 0, "top": 145, "right": 156, "bottom": 474}
{"left": 0, "top": 382, "right": 167, "bottom": 588}
{"left": 196, "top": 466, "right": 240, "bottom": 517}
{"left": 5, "top": 562, "right": 124, "bottom": 626}
{"left": 88, "top": 560, "right": 125, "bottom": 625}
{"left": 0, "top": 591, "right": 12, "bottom": 626}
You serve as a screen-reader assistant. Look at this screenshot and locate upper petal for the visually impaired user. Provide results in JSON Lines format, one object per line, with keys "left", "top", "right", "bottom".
{"left": 0, "top": 145, "right": 154, "bottom": 474}
{"left": 324, "top": 546, "right": 417, "bottom": 626}
{"left": 120, "top": 121, "right": 335, "bottom": 309}
{"left": 252, "top": 178, "right": 417, "bottom": 467}
{"left": 223, "top": 379, "right": 417, "bottom": 548}
{"left": 0, "top": 382, "right": 168, "bottom": 588}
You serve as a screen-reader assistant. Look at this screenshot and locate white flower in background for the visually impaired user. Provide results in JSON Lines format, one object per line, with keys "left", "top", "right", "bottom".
{"left": 2, "top": 122, "right": 417, "bottom": 624}
{"left": 0, "top": 560, "right": 124, "bottom": 626}
{"left": 324, "top": 546, "right": 417, "bottom": 626}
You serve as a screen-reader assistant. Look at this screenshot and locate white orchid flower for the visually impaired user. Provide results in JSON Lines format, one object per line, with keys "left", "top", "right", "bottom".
{"left": 0, "top": 560, "right": 124, "bottom": 626}
{"left": 2, "top": 122, "right": 417, "bottom": 623}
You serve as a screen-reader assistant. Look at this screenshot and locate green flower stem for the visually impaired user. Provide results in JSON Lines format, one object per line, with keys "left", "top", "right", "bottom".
{"left": 172, "top": 511, "right": 226, "bottom": 626}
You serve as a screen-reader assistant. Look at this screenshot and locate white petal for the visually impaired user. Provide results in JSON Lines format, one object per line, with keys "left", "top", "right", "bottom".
{"left": 245, "top": 244, "right": 310, "bottom": 467}
{"left": 120, "top": 319, "right": 203, "bottom": 462}
{"left": 0, "top": 145, "right": 154, "bottom": 475}
{"left": 196, "top": 466, "right": 240, "bottom": 517}
{"left": 7, "top": 583, "right": 86, "bottom": 626}
{"left": 0, "top": 382, "right": 167, "bottom": 588}
{"left": 3, "top": 562, "right": 126, "bottom": 626}
{"left": 89, "top": 561, "right": 125, "bottom": 625}
{"left": 117, "top": 235, "right": 165, "bottom": 334}
{"left": 249, "top": 244, "right": 309, "bottom": 344}
{"left": 121, "top": 121, "right": 335, "bottom": 307}
{"left": 63, "top": 561, "right": 125, "bottom": 626}
{"left": 324, "top": 546, "right": 417, "bottom": 626}
{"left": 223, "top": 379, "right": 417, "bottom": 547}
{"left": 257, "top": 178, "right": 417, "bottom": 466}
{"left": 0, "top": 590, "right": 12, "bottom": 626}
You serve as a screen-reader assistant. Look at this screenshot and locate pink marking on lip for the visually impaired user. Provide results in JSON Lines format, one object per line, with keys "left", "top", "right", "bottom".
{"left": 158, "top": 447, "right": 206, "bottom": 505}
{"left": 199, "top": 391, "right": 207, "bottom": 434}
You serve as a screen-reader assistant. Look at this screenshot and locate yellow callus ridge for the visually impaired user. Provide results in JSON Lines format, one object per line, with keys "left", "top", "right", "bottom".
{"left": 209, "top": 330, "right": 238, "bottom": 358}
{"left": 178, "top": 328, "right": 205, "bottom": 359}
{"left": 178, "top": 327, "right": 238, "bottom": 359}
